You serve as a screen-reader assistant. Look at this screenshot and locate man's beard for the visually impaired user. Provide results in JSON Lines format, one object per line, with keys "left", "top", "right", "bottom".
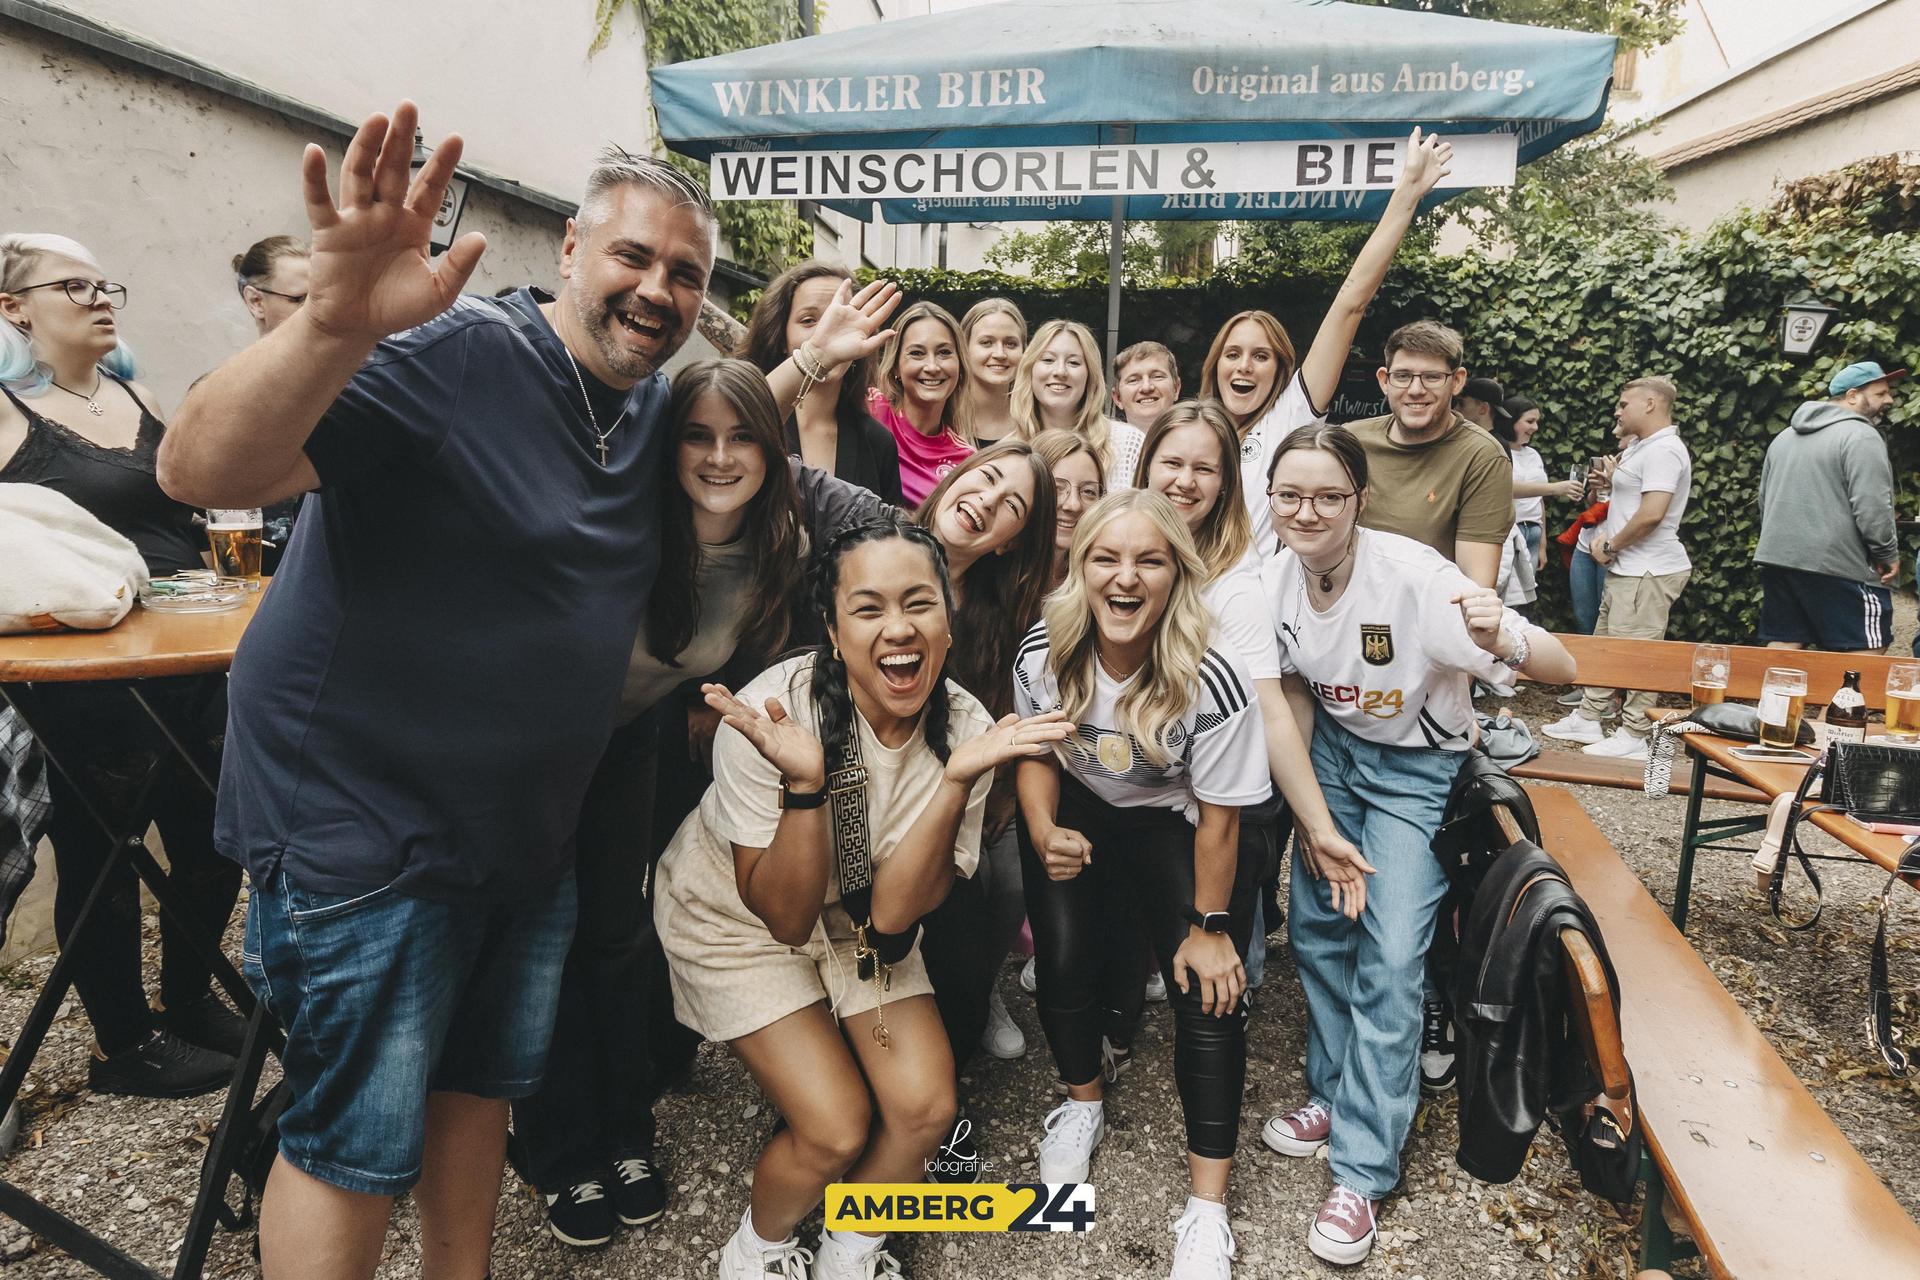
{"left": 570, "top": 289, "right": 682, "bottom": 381}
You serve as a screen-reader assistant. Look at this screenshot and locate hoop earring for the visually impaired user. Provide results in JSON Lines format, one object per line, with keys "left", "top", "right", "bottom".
{"left": 832, "top": 645, "right": 842, "bottom": 661}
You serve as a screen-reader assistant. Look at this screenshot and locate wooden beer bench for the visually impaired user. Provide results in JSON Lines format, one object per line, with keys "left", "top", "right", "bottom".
{"left": 1511, "top": 636, "right": 1908, "bottom": 803}
{"left": 1488, "top": 790, "right": 1920, "bottom": 1277}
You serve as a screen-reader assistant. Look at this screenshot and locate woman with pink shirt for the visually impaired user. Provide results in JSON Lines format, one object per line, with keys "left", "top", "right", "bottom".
{"left": 866, "top": 301, "right": 972, "bottom": 505}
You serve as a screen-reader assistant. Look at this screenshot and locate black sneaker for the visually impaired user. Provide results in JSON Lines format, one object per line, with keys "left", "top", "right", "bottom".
{"left": 926, "top": 1115, "right": 982, "bottom": 1184}
{"left": 1419, "top": 996, "right": 1457, "bottom": 1094}
{"left": 609, "top": 1154, "right": 667, "bottom": 1227}
{"left": 543, "top": 1176, "right": 615, "bottom": 1248}
{"left": 158, "top": 992, "right": 249, "bottom": 1058}
{"left": 89, "top": 1030, "right": 235, "bottom": 1099}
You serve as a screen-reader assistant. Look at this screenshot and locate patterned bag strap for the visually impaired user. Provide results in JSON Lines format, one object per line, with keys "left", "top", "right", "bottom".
{"left": 1641, "top": 719, "right": 1701, "bottom": 797}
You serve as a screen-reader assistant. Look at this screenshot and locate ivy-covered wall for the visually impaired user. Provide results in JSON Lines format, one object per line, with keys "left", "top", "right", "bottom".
{"left": 849, "top": 209, "right": 1917, "bottom": 640}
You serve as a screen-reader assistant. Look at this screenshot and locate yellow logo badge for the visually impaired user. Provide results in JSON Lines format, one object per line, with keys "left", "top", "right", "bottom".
{"left": 1096, "top": 733, "right": 1132, "bottom": 774}
{"left": 826, "top": 1183, "right": 1096, "bottom": 1233}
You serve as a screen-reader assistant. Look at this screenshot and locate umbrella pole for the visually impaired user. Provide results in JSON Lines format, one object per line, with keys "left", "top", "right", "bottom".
{"left": 1104, "top": 198, "right": 1123, "bottom": 370}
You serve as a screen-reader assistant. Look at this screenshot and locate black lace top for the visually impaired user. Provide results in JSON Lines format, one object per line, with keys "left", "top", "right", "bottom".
{"left": 0, "top": 376, "right": 203, "bottom": 575}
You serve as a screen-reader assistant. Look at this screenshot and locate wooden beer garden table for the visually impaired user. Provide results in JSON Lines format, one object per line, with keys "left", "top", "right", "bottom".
{"left": 1670, "top": 727, "right": 1918, "bottom": 931}
{"left": 0, "top": 588, "right": 281, "bottom": 1280}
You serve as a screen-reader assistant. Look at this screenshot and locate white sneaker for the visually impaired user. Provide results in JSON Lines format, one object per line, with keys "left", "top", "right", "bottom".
{"left": 1144, "top": 969, "right": 1168, "bottom": 1003}
{"left": 1307, "top": 1186, "right": 1378, "bottom": 1266}
{"left": 813, "top": 1231, "right": 903, "bottom": 1280}
{"left": 1542, "top": 711, "right": 1605, "bottom": 744}
{"left": 1583, "top": 728, "right": 1649, "bottom": 761}
{"left": 1019, "top": 955, "right": 1038, "bottom": 995}
{"left": 719, "top": 1223, "right": 814, "bottom": 1280}
{"left": 1037, "top": 1100, "right": 1104, "bottom": 1183}
{"left": 982, "top": 988, "right": 1027, "bottom": 1060}
{"left": 1169, "top": 1205, "right": 1236, "bottom": 1280}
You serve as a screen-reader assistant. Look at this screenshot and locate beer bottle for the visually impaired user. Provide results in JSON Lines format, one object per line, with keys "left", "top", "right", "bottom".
{"left": 1824, "top": 670, "right": 1868, "bottom": 744}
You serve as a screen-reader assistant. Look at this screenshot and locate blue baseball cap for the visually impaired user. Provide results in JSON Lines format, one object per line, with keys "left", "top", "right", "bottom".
{"left": 1829, "top": 361, "right": 1908, "bottom": 395}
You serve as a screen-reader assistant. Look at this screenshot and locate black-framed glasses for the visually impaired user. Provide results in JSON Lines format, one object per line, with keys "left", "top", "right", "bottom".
{"left": 1384, "top": 369, "right": 1452, "bottom": 388}
{"left": 245, "top": 284, "right": 307, "bottom": 306}
{"left": 11, "top": 278, "right": 128, "bottom": 309}
{"left": 1268, "top": 489, "right": 1355, "bottom": 518}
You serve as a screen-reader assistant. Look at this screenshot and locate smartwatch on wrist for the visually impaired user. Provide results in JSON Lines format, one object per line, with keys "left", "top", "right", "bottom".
{"left": 779, "top": 779, "right": 829, "bottom": 810}
{"left": 1183, "top": 905, "right": 1231, "bottom": 934}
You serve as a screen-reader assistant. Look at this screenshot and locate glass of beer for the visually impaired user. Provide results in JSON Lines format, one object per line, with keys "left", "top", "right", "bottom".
{"left": 1690, "top": 644, "right": 1730, "bottom": 707}
{"left": 207, "top": 508, "right": 264, "bottom": 589}
{"left": 1886, "top": 662, "right": 1920, "bottom": 743}
{"left": 1758, "top": 667, "right": 1808, "bottom": 748}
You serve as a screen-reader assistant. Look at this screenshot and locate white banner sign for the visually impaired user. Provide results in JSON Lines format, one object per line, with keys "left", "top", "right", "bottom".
{"left": 710, "top": 133, "right": 1515, "bottom": 203}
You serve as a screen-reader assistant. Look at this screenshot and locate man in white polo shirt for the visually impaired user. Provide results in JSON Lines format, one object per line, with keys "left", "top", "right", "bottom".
{"left": 1544, "top": 375, "right": 1692, "bottom": 760}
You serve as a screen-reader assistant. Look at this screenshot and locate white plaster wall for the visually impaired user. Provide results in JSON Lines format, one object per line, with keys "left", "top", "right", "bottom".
{"left": 49, "top": 0, "right": 653, "bottom": 204}
{"left": 1, "top": 21, "right": 571, "bottom": 411}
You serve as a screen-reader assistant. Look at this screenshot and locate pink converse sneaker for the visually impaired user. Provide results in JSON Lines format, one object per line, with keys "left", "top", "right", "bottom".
{"left": 1308, "top": 1186, "right": 1378, "bottom": 1265}
{"left": 1260, "top": 1101, "right": 1330, "bottom": 1157}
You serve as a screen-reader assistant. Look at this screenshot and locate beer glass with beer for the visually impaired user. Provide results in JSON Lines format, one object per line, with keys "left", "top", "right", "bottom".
{"left": 1887, "top": 662, "right": 1920, "bottom": 743}
{"left": 207, "top": 508, "right": 263, "bottom": 589}
{"left": 1690, "top": 644, "right": 1730, "bottom": 707}
{"left": 1758, "top": 667, "right": 1808, "bottom": 748}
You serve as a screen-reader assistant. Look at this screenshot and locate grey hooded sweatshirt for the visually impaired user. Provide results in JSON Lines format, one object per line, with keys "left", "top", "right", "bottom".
{"left": 1755, "top": 400, "right": 1898, "bottom": 584}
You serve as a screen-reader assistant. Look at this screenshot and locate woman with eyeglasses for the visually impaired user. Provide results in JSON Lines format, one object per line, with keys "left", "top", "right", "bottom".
{"left": 1195, "top": 130, "right": 1452, "bottom": 560}
{"left": 1254, "top": 424, "right": 1571, "bottom": 1266}
{"left": 0, "top": 233, "right": 245, "bottom": 1097}
{"left": 231, "top": 235, "right": 313, "bottom": 570}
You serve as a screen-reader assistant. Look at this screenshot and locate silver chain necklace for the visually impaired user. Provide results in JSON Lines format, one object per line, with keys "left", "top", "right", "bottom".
{"left": 562, "top": 348, "right": 628, "bottom": 467}
{"left": 50, "top": 372, "right": 106, "bottom": 417}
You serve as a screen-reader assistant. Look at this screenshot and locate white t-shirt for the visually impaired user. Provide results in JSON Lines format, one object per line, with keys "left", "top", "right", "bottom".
{"left": 1263, "top": 528, "right": 1520, "bottom": 751}
{"left": 1105, "top": 419, "right": 1146, "bottom": 491}
{"left": 1011, "top": 621, "right": 1271, "bottom": 821}
{"left": 1236, "top": 372, "right": 1326, "bottom": 562}
{"left": 1601, "top": 426, "right": 1691, "bottom": 577}
{"left": 1201, "top": 561, "right": 1283, "bottom": 681}
{"left": 672, "top": 653, "right": 996, "bottom": 901}
{"left": 1511, "top": 444, "right": 1547, "bottom": 525}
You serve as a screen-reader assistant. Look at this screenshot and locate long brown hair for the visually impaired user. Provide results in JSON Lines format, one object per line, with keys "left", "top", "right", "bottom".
{"left": 1199, "top": 309, "right": 1298, "bottom": 431}
{"left": 738, "top": 259, "right": 873, "bottom": 434}
{"left": 915, "top": 440, "right": 1056, "bottom": 714}
{"left": 648, "top": 359, "right": 804, "bottom": 667}
{"left": 873, "top": 300, "right": 968, "bottom": 436}
{"left": 1134, "top": 398, "right": 1250, "bottom": 581}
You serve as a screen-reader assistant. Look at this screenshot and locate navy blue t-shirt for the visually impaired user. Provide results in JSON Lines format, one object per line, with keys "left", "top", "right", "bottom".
{"left": 216, "top": 288, "right": 667, "bottom": 902}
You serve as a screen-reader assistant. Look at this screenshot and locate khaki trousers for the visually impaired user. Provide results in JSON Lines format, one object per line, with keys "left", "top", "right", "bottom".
{"left": 1578, "top": 569, "right": 1690, "bottom": 737}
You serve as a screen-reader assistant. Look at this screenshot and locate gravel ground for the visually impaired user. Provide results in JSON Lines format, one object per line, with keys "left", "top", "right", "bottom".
{"left": 3, "top": 686, "right": 1918, "bottom": 1279}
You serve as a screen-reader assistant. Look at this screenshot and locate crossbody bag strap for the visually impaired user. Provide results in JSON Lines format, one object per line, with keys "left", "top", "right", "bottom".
{"left": 827, "top": 723, "right": 920, "bottom": 1047}
{"left": 1768, "top": 755, "right": 1829, "bottom": 931}
{"left": 1868, "top": 840, "right": 1920, "bottom": 1077}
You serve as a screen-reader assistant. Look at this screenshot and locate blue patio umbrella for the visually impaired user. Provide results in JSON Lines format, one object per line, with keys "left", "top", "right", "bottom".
{"left": 650, "top": 0, "right": 1618, "bottom": 361}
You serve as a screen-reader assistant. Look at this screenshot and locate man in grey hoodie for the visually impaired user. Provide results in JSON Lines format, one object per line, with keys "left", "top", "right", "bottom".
{"left": 1756, "top": 361, "right": 1905, "bottom": 652}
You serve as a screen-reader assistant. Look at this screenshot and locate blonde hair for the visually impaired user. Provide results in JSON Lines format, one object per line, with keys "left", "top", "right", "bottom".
{"left": 1044, "top": 489, "right": 1212, "bottom": 767}
{"left": 1134, "top": 399, "right": 1250, "bottom": 581}
{"left": 1623, "top": 374, "right": 1677, "bottom": 408}
{"left": 955, "top": 297, "right": 1027, "bottom": 442}
{"left": 872, "top": 300, "right": 968, "bottom": 438}
{"left": 1010, "top": 319, "right": 1110, "bottom": 465}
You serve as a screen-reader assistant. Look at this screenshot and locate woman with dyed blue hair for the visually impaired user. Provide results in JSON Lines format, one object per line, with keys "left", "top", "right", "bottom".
{"left": 1, "top": 232, "right": 246, "bottom": 1098}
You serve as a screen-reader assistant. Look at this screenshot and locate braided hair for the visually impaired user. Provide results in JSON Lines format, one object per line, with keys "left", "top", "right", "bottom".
{"left": 808, "top": 514, "right": 958, "bottom": 767}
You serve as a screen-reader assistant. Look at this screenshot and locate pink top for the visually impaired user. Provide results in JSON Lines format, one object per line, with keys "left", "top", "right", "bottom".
{"left": 867, "top": 388, "right": 972, "bottom": 507}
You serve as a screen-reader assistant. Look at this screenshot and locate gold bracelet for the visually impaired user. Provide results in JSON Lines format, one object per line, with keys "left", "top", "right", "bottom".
{"left": 794, "top": 342, "right": 829, "bottom": 382}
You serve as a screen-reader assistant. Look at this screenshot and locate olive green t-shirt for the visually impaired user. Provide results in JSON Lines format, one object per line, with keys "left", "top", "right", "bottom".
{"left": 1348, "top": 412, "right": 1514, "bottom": 556}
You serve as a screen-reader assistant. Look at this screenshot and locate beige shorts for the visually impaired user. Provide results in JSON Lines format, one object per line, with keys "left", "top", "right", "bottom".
{"left": 657, "top": 886, "right": 933, "bottom": 1044}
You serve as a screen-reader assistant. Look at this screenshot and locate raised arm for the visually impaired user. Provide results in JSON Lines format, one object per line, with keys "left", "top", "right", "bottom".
{"left": 1295, "top": 128, "right": 1453, "bottom": 411}
{"left": 764, "top": 279, "right": 902, "bottom": 420}
{"left": 158, "top": 102, "right": 484, "bottom": 509}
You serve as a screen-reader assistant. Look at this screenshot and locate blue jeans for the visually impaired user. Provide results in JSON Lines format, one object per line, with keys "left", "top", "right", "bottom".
{"left": 1290, "top": 712, "right": 1456, "bottom": 1199}
{"left": 244, "top": 870, "right": 577, "bottom": 1195}
{"left": 1568, "top": 548, "right": 1604, "bottom": 635}
{"left": 1517, "top": 521, "right": 1543, "bottom": 569}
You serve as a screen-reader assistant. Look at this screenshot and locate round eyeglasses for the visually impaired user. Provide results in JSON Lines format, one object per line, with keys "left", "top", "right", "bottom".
{"left": 1268, "top": 489, "right": 1355, "bottom": 518}
{"left": 10, "top": 278, "right": 128, "bottom": 309}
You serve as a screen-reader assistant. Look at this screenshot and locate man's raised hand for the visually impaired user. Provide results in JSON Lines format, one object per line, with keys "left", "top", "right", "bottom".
{"left": 300, "top": 101, "right": 487, "bottom": 346}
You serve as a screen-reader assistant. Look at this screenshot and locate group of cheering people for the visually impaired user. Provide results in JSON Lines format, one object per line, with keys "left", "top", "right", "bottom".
{"left": 0, "top": 105, "right": 1579, "bottom": 1280}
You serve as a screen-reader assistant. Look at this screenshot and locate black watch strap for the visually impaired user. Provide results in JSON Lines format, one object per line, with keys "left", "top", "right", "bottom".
{"left": 1184, "top": 906, "right": 1231, "bottom": 934}
{"left": 780, "top": 780, "right": 829, "bottom": 810}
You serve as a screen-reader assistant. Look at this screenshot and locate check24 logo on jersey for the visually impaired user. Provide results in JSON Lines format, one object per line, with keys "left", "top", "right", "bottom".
{"left": 1308, "top": 679, "right": 1407, "bottom": 719}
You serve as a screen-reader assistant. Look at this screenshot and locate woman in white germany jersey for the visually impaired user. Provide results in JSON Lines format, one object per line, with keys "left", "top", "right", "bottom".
{"left": 1013, "top": 488, "right": 1268, "bottom": 1280}
{"left": 1254, "top": 423, "right": 1572, "bottom": 1267}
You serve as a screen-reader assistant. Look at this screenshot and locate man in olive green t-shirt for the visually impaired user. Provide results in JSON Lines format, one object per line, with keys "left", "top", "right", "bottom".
{"left": 1346, "top": 320, "right": 1513, "bottom": 587}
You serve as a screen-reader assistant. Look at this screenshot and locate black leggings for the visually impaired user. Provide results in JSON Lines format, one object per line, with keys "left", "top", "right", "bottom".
{"left": 1019, "top": 778, "right": 1260, "bottom": 1160}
